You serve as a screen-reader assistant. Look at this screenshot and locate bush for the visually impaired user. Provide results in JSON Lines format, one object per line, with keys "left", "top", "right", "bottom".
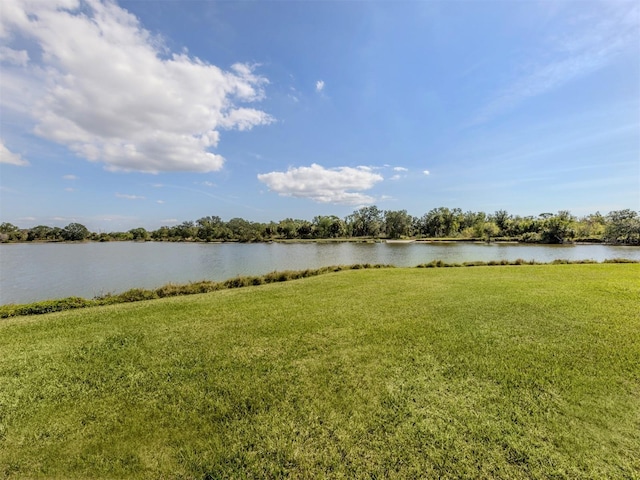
{"left": 0, "top": 297, "right": 93, "bottom": 318}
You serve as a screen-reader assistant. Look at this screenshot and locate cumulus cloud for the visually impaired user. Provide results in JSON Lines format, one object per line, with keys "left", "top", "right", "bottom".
{"left": 0, "top": 0, "right": 273, "bottom": 173}
{"left": 257, "top": 163, "right": 383, "bottom": 205}
{"left": 0, "top": 141, "right": 29, "bottom": 166}
{"left": 116, "top": 193, "right": 145, "bottom": 200}
{"left": 63, "top": 174, "right": 77, "bottom": 180}
{"left": 393, "top": 166, "right": 408, "bottom": 172}
{"left": 423, "top": 170, "right": 430, "bottom": 175}
{"left": 316, "top": 80, "right": 325, "bottom": 92}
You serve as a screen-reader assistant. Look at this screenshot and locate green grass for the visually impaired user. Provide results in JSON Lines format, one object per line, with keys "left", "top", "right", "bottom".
{"left": 1, "top": 264, "right": 639, "bottom": 478}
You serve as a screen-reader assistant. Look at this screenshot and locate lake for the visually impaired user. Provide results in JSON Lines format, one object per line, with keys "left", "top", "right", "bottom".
{"left": 1, "top": 241, "right": 639, "bottom": 304}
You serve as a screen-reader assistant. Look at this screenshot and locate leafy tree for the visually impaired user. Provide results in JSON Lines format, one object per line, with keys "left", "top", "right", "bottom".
{"left": 576, "top": 212, "right": 606, "bottom": 239}
{"left": 26, "top": 225, "right": 64, "bottom": 241}
{"left": 415, "top": 207, "right": 462, "bottom": 237}
{"left": 129, "top": 227, "right": 149, "bottom": 241}
{"left": 483, "top": 222, "right": 500, "bottom": 242}
{"left": 277, "top": 218, "right": 300, "bottom": 239}
{"left": 346, "top": 206, "right": 383, "bottom": 237}
{"left": 263, "top": 221, "right": 279, "bottom": 238}
{"left": 151, "top": 226, "right": 172, "bottom": 241}
{"left": 227, "top": 218, "right": 263, "bottom": 242}
{"left": 540, "top": 211, "right": 575, "bottom": 244}
{"left": 196, "top": 216, "right": 225, "bottom": 241}
{"left": 384, "top": 210, "right": 413, "bottom": 239}
{"left": 604, "top": 209, "right": 640, "bottom": 245}
{"left": 297, "top": 220, "right": 313, "bottom": 238}
{"left": 491, "top": 210, "right": 511, "bottom": 236}
{"left": 508, "top": 216, "right": 539, "bottom": 237}
{"left": 0, "top": 222, "right": 19, "bottom": 234}
{"left": 62, "top": 223, "right": 90, "bottom": 241}
{"left": 313, "top": 215, "right": 346, "bottom": 238}
{"left": 175, "top": 221, "right": 197, "bottom": 240}
{"left": 0, "top": 222, "right": 24, "bottom": 242}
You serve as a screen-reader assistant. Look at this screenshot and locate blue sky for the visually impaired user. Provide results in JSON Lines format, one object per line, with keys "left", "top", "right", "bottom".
{"left": 1, "top": 0, "right": 638, "bottom": 231}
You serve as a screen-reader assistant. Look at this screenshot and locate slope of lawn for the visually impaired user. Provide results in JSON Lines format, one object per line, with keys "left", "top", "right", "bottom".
{"left": 0, "top": 264, "right": 639, "bottom": 478}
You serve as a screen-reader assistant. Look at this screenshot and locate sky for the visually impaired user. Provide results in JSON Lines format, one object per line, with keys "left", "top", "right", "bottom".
{"left": 0, "top": 0, "right": 638, "bottom": 231}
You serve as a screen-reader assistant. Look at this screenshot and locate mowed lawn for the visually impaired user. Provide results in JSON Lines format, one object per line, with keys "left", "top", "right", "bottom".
{"left": 1, "top": 264, "right": 639, "bottom": 478}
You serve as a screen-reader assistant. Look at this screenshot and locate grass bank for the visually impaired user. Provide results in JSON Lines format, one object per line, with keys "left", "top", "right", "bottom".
{"left": 2, "top": 259, "right": 636, "bottom": 319}
{"left": 1, "top": 264, "right": 639, "bottom": 478}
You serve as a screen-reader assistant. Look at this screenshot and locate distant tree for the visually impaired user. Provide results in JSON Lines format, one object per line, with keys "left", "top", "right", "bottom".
{"left": 263, "top": 221, "right": 279, "bottom": 238}
{"left": 0, "top": 222, "right": 19, "bottom": 234}
{"left": 196, "top": 216, "right": 225, "bottom": 241}
{"left": 27, "top": 225, "right": 53, "bottom": 241}
{"left": 175, "top": 221, "right": 197, "bottom": 240}
{"left": 483, "top": 222, "right": 500, "bottom": 242}
{"left": 384, "top": 210, "right": 413, "bottom": 239}
{"left": 415, "top": 207, "right": 462, "bottom": 237}
{"left": 461, "top": 211, "right": 486, "bottom": 233}
{"left": 576, "top": 212, "right": 606, "bottom": 239}
{"left": 0, "top": 222, "right": 24, "bottom": 242}
{"left": 62, "top": 223, "right": 90, "bottom": 241}
{"left": 604, "top": 209, "right": 640, "bottom": 245}
{"left": 313, "top": 215, "right": 346, "bottom": 238}
{"left": 128, "top": 227, "right": 149, "bottom": 241}
{"left": 492, "top": 210, "right": 511, "bottom": 236}
{"left": 346, "top": 206, "right": 383, "bottom": 237}
{"left": 151, "top": 226, "right": 172, "bottom": 241}
{"left": 540, "top": 211, "right": 575, "bottom": 244}
{"left": 227, "top": 217, "right": 262, "bottom": 242}
{"left": 277, "top": 218, "right": 300, "bottom": 239}
{"left": 509, "top": 216, "right": 539, "bottom": 237}
{"left": 297, "top": 220, "right": 313, "bottom": 239}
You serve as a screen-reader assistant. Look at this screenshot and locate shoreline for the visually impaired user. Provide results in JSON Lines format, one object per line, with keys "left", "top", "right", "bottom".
{"left": 2, "top": 259, "right": 637, "bottom": 317}
{"left": 1, "top": 237, "right": 633, "bottom": 246}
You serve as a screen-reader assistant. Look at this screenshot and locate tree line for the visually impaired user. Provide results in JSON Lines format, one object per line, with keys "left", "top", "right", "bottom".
{"left": 1, "top": 207, "right": 639, "bottom": 245}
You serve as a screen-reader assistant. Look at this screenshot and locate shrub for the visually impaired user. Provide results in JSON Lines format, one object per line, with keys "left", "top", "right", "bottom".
{"left": 117, "top": 289, "right": 159, "bottom": 302}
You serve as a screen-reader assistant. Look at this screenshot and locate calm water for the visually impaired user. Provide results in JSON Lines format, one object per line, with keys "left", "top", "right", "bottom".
{"left": 1, "top": 241, "right": 639, "bottom": 304}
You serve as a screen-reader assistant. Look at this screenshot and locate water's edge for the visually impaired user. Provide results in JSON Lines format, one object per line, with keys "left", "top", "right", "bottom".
{"left": 2, "top": 242, "right": 639, "bottom": 304}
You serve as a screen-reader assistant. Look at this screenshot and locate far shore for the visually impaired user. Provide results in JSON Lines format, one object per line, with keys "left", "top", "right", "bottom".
{"left": 1, "top": 236, "right": 624, "bottom": 246}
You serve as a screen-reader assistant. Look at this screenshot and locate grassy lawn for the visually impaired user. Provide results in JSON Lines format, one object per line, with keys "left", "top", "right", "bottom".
{"left": 1, "top": 264, "right": 639, "bottom": 478}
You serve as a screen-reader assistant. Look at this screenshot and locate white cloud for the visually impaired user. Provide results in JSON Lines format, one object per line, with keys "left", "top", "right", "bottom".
{"left": 161, "top": 218, "right": 178, "bottom": 224}
{"left": 0, "top": 141, "right": 29, "bottom": 166}
{"left": 156, "top": 200, "right": 165, "bottom": 204}
{"left": 257, "top": 163, "right": 383, "bottom": 205}
{"left": 423, "top": 170, "right": 430, "bottom": 175}
{"left": 63, "top": 174, "right": 77, "bottom": 180}
{"left": 0, "top": 46, "right": 29, "bottom": 66}
{"left": 390, "top": 175, "right": 402, "bottom": 181}
{"left": 393, "top": 166, "right": 408, "bottom": 172}
{"left": 0, "top": 0, "right": 273, "bottom": 173}
{"left": 64, "top": 187, "right": 75, "bottom": 192}
{"left": 116, "top": 193, "right": 145, "bottom": 200}
{"left": 316, "top": 80, "right": 325, "bottom": 92}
